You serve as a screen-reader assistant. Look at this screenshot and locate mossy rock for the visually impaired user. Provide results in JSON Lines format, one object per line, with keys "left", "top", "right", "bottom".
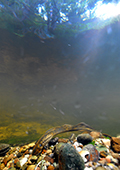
{"left": 58, "top": 143, "right": 85, "bottom": 170}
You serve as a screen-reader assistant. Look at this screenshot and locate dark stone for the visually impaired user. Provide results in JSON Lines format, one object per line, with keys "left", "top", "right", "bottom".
{"left": 0, "top": 143, "right": 10, "bottom": 156}
{"left": 58, "top": 143, "right": 85, "bottom": 170}
{"left": 77, "top": 134, "right": 93, "bottom": 145}
{"left": 48, "top": 137, "right": 59, "bottom": 146}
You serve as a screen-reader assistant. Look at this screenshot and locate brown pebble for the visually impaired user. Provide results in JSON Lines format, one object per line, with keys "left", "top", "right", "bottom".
{"left": 90, "top": 131, "right": 102, "bottom": 139}
{"left": 46, "top": 149, "right": 52, "bottom": 155}
{"left": 35, "top": 167, "right": 40, "bottom": 170}
{"left": 44, "top": 156, "right": 54, "bottom": 164}
{"left": 3, "top": 158, "right": 8, "bottom": 166}
{"left": 47, "top": 165, "right": 55, "bottom": 170}
{"left": 3, "top": 155, "right": 14, "bottom": 166}
{"left": 111, "top": 137, "right": 120, "bottom": 153}
{"left": 27, "top": 165, "right": 36, "bottom": 170}
{"left": 100, "top": 151, "right": 108, "bottom": 158}
{"left": 58, "top": 138, "right": 68, "bottom": 143}
{"left": 109, "top": 150, "right": 120, "bottom": 159}
{"left": 0, "top": 163, "right": 5, "bottom": 170}
{"left": 7, "top": 154, "right": 14, "bottom": 162}
{"left": 95, "top": 167, "right": 106, "bottom": 170}
{"left": 98, "top": 158, "right": 107, "bottom": 165}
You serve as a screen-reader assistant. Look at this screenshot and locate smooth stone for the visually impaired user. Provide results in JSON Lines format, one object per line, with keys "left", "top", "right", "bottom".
{"left": 111, "top": 137, "right": 120, "bottom": 153}
{"left": 83, "top": 144, "right": 99, "bottom": 162}
{"left": 0, "top": 144, "right": 10, "bottom": 156}
{"left": 46, "top": 149, "right": 52, "bottom": 155}
{"left": 27, "top": 165, "right": 36, "bottom": 170}
{"left": 95, "top": 167, "right": 106, "bottom": 170}
{"left": 58, "top": 138, "right": 68, "bottom": 143}
{"left": 47, "top": 165, "right": 55, "bottom": 170}
{"left": 20, "top": 157, "right": 28, "bottom": 167}
{"left": 48, "top": 137, "right": 59, "bottom": 146}
{"left": 90, "top": 131, "right": 102, "bottom": 139}
{"left": 77, "top": 134, "right": 93, "bottom": 145}
{"left": 0, "top": 163, "right": 5, "bottom": 170}
{"left": 58, "top": 143, "right": 85, "bottom": 170}
{"left": 84, "top": 167, "right": 93, "bottom": 170}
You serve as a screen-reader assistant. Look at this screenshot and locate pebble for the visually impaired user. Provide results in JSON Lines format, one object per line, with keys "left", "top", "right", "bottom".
{"left": 90, "top": 131, "right": 102, "bottom": 139}
{"left": 84, "top": 167, "right": 93, "bottom": 170}
{"left": 111, "top": 137, "right": 120, "bottom": 153}
{"left": 77, "top": 134, "right": 93, "bottom": 145}
{"left": 48, "top": 138, "right": 59, "bottom": 146}
{"left": 0, "top": 163, "right": 5, "bottom": 170}
{"left": 27, "top": 165, "right": 36, "bottom": 170}
{"left": 47, "top": 165, "right": 55, "bottom": 170}
{"left": 13, "top": 158, "right": 21, "bottom": 168}
{"left": 58, "top": 143, "right": 85, "bottom": 170}
{"left": 95, "top": 167, "right": 106, "bottom": 170}
{"left": 20, "top": 157, "right": 28, "bottom": 167}
{"left": 69, "top": 133, "right": 76, "bottom": 142}
{"left": 46, "top": 150, "right": 52, "bottom": 155}
{"left": 58, "top": 138, "right": 68, "bottom": 143}
{"left": 0, "top": 130, "right": 120, "bottom": 170}
{"left": 83, "top": 144, "right": 99, "bottom": 162}
{"left": 79, "top": 150, "right": 90, "bottom": 163}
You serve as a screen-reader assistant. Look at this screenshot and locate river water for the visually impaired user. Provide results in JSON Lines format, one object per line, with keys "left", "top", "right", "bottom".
{"left": 0, "top": 22, "right": 120, "bottom": 144}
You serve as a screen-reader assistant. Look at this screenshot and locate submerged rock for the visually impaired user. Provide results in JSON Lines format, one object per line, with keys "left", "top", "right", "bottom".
{"left": 111, "top": 137, "right": 120, "bottom": 153}
{"left": 83, "top": 144, "right": 99, "bottom": 162}
{"left": 58, "top": 143, "right": 85, "bottom": 170}
{"left": 77, "top": 134, "right": 93, "bottom": 145}
{"left": 0, "top": 144, "right": 10, "bottom": 156}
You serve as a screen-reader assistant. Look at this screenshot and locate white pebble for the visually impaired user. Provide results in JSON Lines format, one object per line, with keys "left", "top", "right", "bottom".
{"left": 20, "top": 157, "right": 28, "bottom": 167}
{"left": 75, "top": 146, "right": 82, "bottom": 152}
{"left": 24, "top": 154, "right": 30, "bottom": 158}
{"left": 29, "top": 149, "right": 33, "bottom": 154}
{"left": 79, "top": 150, "right": 90, "bottom": 163}
{"left": 84, "top": 167, "right": 93, "bottom": 170}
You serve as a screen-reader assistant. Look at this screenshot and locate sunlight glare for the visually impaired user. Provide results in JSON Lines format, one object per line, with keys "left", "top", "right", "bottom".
{"left": 94, "top": 1, "right": 120, "bottom": 20}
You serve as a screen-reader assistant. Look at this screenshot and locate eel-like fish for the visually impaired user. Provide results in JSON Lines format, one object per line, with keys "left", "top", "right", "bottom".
{"left": 32, "top": 122, "right": 94, "bottom": 155}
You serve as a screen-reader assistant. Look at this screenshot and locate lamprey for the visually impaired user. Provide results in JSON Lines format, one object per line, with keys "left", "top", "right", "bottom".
{"left": 32, "top": 122, "right": 94, "bottom": 155}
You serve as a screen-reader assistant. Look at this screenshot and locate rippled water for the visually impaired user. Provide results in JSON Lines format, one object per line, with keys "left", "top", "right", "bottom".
{"left": 0, "top": 23, "right": 120, "bottom": 144}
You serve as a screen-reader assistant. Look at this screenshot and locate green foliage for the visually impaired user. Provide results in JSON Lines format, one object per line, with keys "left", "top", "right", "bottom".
{"left": 0, "top": 0, "right": 120, "bottom": 39}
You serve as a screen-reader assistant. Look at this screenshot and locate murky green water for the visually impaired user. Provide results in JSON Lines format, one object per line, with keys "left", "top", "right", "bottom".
{"left": 0, "top": 23, "right": 120, "bottom": 144}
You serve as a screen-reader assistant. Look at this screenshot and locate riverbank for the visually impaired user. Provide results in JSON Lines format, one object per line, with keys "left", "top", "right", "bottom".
{"left": 0, "top": 125, "right": 120, "bottom": 170}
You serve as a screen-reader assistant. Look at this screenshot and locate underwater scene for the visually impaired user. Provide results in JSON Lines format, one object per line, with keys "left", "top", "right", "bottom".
{"left": 0, "top": 0, "right": 120, "bottom": 144}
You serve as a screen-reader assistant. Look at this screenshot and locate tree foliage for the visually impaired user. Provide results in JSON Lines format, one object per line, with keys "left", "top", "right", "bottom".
{"left": 0, "top": 0, "right": 119, "bottom": 38}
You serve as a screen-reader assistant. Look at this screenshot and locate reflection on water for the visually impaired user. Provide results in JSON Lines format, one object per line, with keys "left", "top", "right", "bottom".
{"left": 0, "top": 23, "right": 120, "bottom": 143}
